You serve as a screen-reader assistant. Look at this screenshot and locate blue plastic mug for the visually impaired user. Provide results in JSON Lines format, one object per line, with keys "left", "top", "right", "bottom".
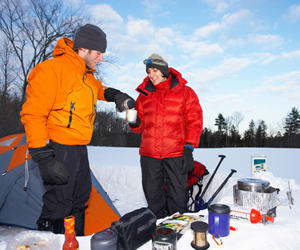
{"left": 208, "top": 204, "right": 231, "bottom": 237}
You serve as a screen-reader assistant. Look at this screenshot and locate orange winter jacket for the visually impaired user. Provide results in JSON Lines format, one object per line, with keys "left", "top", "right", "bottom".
{"left": 130, "top": 68, "right": 203, "bottom": 159}
{"left": 20, "top": 37, "right": 108, "bottom": 148}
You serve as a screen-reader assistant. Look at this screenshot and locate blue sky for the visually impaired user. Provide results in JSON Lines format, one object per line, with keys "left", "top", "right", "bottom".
{"left": 80, "top": 0, "right": 300, "bottom": 134}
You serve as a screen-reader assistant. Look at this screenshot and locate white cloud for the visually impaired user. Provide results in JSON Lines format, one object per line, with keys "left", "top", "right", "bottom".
{"left": 222, "top": 9, "right": 251, "bottom": 25}
{"left": 263, "top": 71, "right": 300, "bottom": 86}
{"left": 215, "top": 0, "right": 229, "bottom": 13}
{"left": 176, "top": 40, "right": 223, "bottom": 58}
{"left": 282, "top": 50, "right": 300, "bottom": 59}
{"left": 194, "top": 22, "right": 225, "bottom": 38}
{"left": 203, "top": 0, "right": 229, "bottom": 13}
{"left": 285, "top": 4, "right": 300, "bottom": 21}
{"left": 126, "top": 17, "right": 155, "bottom": 38}
{"left": 88, "top": 4, "right": 123, "bottom": 23}
{"left": 213, "top": 57, "right": 252, "bottom": 75}
{"left": 225, "top": 37, "right": 246, "bottom": 47}
{"left": 247, "top": 34, "right": 284, "bottom": 49}
{"left": 141, "top": 0, "right": 162, "bottom": 10}
{"left": 251, "top": 52, "right": 277, "bottom": 64}
{"left": 155, "top": 28, "right": 174, "bottom": 47}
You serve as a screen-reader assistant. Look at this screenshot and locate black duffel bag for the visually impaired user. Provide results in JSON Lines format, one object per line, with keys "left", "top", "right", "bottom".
{"left": 110, "top": 207, "right": 157, "bottom": 250}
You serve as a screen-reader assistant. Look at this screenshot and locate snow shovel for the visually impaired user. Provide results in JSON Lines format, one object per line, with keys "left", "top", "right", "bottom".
{"left": 200, "top": 169, "right": 237, "bottom": 210}
{"left": 194, "top": 155, "right": 226, "bottom": 212}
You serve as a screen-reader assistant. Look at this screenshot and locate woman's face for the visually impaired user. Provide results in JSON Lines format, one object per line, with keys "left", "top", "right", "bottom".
{"left": 147, "top": 68, "right": 167, "bottom": 85}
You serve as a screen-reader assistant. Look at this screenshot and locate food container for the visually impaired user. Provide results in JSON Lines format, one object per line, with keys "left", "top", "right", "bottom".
{"left": 91, "top": 228, "right": 118, "bottom": 250}
{"left": 233, "top": 178, "right": 279, "bottom": 215}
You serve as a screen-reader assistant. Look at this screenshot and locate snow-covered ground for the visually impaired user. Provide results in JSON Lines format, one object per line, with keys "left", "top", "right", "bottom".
{"left": 1, "top": 146, "right": 300, "bottom": 249}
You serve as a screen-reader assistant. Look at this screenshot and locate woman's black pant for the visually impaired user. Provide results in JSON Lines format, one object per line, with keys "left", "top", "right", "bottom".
{"left": 141, "top": 156, "right": 189, "bottom": 219}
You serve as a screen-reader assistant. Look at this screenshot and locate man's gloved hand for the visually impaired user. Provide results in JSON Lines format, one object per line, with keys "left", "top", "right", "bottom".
{"left": 29, "top": 144, "right": 69, "bottom": 185}
{"left": 38, "top": 156, "right": 69, "bottom": 185}
{"left": 114, "top": 93, "right": 136, "bottom": 112}
{"left": 104, "top": 88, "right": 136, "bottom": 112}
{"left": 181, "top": 145, "right": 194, "bottom": 175}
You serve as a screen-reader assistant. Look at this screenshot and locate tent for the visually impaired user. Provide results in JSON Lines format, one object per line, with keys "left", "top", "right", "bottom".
{"left": 0, "top": 133, "right": 120, "bottom": 235}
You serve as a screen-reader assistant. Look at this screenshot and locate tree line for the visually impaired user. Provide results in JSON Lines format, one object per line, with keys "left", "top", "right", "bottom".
{"left": 1, "top": 0, "right": 300, "bottom": 148}
{"left": 0, "top": 88, "right": 300, "bottom": 148}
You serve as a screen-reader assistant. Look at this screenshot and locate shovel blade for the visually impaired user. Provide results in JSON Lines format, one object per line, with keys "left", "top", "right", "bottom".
{"left": 195, "top": 197, "right": 205, "bottom": 212}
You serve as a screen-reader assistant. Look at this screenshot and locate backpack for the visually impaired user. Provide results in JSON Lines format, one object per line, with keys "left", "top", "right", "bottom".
{"left": 187, "top": 161, "right": 209, "bottom": 212}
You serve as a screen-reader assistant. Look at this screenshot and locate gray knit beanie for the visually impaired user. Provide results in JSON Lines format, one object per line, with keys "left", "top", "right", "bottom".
{"left": 144, "top": 54, "right": 169, "bottom": 77}
{"left": 74, "top": 24, "right": 107, "bottom": 53}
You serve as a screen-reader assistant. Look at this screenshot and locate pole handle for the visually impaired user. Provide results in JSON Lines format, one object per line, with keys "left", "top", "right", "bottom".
{"left": 200, "top": 155, "right": 226, "bottom": 198}
{"left": 207, "top": 169, "right": 237, "bottom": 205}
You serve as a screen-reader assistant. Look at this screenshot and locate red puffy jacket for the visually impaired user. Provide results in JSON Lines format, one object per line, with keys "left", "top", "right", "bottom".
{"left": 130, "top": 68, "right": 203, "bottom": 159}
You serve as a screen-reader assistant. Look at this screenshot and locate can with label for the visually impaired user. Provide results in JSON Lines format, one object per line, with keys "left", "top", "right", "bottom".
{"left": 152, "top": 227, "right": 177, "bottom": 250}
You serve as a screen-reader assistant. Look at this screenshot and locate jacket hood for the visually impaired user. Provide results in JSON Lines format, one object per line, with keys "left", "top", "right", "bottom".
{"left": 52, "top": 37, "right": 76, "bottom": 58}
{"left": 52, "top": 37, "right": 94, "bottom": 74}
{"left": 136, "top": 67, "right": 187, "bottom": 97}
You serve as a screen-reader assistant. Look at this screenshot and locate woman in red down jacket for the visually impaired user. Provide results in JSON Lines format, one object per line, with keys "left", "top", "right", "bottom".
{"left": 129, "top": 53, "right": 203, "bottom": 218}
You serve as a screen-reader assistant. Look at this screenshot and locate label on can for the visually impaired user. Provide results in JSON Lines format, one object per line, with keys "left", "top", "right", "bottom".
{"left": 230, "top": 210, "right": 250, "bottom": 222}
{"left": 152, "top": 241, "right": 174, "bottom": 250}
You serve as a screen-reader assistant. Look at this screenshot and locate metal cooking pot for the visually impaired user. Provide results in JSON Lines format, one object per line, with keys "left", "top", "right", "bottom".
{"left": 237, "top": 178, "right": 270, "bottom": 193}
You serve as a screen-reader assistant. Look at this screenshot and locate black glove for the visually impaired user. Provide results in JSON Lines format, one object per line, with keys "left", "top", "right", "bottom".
{"left": 29, "top": 144, "right": 69, "bottom": 185}
{"left": 129, "top": 116, "right": 141, "bottom": 128}
{"left": 104, "top": 88, "right": 135, "bottom": 112}
{"left": 181, "top": 145, "right": 194, "bottom": 175}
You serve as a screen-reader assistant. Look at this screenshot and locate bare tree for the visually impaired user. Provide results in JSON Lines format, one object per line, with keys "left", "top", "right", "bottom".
{"left": 232, "top": 111, "right": 244, "bottom": 131}
{"left": 0, "top": 38, "right": 17, "bottom": 102}
{"left": 0, "top": 0, "right": 88, "bottom": 104}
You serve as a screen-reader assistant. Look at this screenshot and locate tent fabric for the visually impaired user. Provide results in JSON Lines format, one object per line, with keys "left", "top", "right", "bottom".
{"left": 0, "top": 133, "right": 121, "bottom": 235}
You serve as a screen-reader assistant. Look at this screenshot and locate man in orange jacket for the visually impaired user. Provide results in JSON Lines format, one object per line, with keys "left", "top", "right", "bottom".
{"left": 20, "top": 24, "right": 135, "bottom": 235}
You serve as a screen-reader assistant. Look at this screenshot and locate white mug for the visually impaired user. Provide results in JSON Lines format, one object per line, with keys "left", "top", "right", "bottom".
{"left": 126, "top": 109, "right": 137, "bottom": 123}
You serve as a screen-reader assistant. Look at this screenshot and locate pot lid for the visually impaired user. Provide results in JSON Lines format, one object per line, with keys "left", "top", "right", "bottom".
{"left": 238, "top": 178, "right": 270, "bottom": 187}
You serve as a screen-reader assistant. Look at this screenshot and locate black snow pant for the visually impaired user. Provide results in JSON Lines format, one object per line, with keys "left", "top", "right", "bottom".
{"left": 141, "top": 156, "right": 189, "bottom": 219}
{"left": 38, "top": 143, "right": 91, "bottom": 235}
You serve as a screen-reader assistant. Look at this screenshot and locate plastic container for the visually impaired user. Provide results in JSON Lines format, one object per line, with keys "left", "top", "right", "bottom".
{"left": 91, "top": 228, "right": 118, "bottom": 250}
{"left": 208, "top": 204, "right": 231, "bottom": 237}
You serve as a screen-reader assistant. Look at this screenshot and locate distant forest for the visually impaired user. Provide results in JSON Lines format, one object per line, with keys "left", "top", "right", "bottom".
{"left": 1, "top": 0, "right": 300, "bottom": 148}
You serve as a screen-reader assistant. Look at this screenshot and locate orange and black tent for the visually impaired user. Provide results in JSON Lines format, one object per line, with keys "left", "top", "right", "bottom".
{"left": 0, "top": 133, "right": 120, "bottom": 235}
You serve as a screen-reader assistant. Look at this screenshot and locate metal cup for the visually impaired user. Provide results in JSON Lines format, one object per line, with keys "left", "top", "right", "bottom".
{"left": 126, "top": 109, "right": 137, "bottom": 123}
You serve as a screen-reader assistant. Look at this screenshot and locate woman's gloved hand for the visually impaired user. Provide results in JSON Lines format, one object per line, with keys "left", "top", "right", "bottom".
{"left": 181, "top": 145, "right": 194, "bottom": 175}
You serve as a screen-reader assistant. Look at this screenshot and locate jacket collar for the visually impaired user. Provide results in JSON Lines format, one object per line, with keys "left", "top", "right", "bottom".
{"left": 136, "top": 67, "right": 187, "bottom": 97}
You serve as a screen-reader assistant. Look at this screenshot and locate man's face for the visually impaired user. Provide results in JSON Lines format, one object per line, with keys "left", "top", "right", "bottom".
{"left": 83, "top": 50, "right": 104, "bottom": 70}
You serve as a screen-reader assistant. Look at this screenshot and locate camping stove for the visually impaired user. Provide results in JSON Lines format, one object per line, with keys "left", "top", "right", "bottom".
{"left": 233, "top": 178, "right": 279, "bottom": 217}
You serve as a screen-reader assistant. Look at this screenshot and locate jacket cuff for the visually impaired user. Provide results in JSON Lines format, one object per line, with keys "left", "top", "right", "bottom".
{"left": 104, "top": 88, "right": 122, "bottom": 102}
{"left": 185, "top": 144, "right": 194, "bottom": 152}
{"left": 29, "top": 143, "right": 55, "bottom": 163}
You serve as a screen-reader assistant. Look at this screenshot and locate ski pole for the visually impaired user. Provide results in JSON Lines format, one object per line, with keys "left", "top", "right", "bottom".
{"left": 201, "top": 169, "right": 237, "bottom": 210}
{"left": 195, "top": 155, "right": 226, "bottom": 211}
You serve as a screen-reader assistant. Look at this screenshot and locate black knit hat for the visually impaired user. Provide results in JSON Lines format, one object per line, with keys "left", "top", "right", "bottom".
{"left": 144, "top": 54, "right": 169, "bottom": 77}
{"left": 74, "top": 24, "right": 107, "bottom": 53}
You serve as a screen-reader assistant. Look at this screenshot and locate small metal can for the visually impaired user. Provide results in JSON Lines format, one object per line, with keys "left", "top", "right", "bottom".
{"left": 152, "top": 227, "right": 177, "bottom": 250}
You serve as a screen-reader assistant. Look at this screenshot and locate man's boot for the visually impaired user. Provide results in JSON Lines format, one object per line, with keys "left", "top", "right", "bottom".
{"left": 53, "top": 218, "right": 65, "bottom": 234}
